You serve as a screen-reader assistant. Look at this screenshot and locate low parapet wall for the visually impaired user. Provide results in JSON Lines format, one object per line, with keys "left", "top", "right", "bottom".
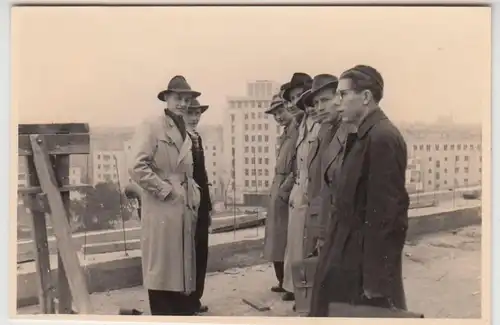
{"left": 17, "top": 203, "right": 481, "bottom": 308}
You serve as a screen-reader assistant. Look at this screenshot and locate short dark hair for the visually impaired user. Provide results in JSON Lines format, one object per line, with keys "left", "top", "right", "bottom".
{"left": 340, "top": 65, "right": 384, "bottom": 103}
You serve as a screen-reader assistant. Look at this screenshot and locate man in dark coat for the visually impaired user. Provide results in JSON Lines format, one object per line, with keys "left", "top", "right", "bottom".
{"left": 308, "top": 65, "right": 409, "bottom": 317}
{"left": 184, "top": 98, "right": 213, "bottom": 314}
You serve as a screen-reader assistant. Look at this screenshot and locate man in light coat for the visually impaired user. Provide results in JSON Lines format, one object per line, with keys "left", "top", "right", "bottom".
{"left": 263, "top": 93, "right": 296, "bottom": 293}
{"left": 281, "top": 72, "right": 320, "bottom": 302}
{"left": 129, "top": 75, "right": 202, "bottom": 316}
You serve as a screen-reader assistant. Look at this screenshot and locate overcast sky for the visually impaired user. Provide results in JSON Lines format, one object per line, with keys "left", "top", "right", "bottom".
{"left": 11, "top": 6, "right": 490, "bottom": 127}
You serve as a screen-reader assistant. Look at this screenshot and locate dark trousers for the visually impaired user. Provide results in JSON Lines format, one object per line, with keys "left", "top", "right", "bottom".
{"left": 188, "top": 220, "right": 210, "bottom": 309}
{"left": 273, "top": 261, "right": 284, "bottom": 285}
{"left": 148, "top": 290, "right": 195, "bottom": 316}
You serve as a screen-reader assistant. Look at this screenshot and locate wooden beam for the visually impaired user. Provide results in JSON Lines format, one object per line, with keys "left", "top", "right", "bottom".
{"left": 242, "top": 298, "right": 271, "bottom": 312}
{"left": 19, "top": 134, "right": 90, "bottom": 156}
{"left": 26, "top": 156, "right": 55, "bottom": 314}
{"left": 29, "top": 134, "right": 93, "bottom": 314}
{"left": 18, "top": 184, "right": 92, "bottom": 195}
{"left": 19, "top": 123, "right": 89, "bottom": 135}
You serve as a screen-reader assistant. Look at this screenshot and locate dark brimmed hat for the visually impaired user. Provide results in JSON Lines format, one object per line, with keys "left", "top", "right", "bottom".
{"left": 303, "top": 74, "right": 339, "bottom": 108}
{"left": 187, "top": 98, "right": 209, "bottom": 113}
{"left": 264, "top": 94, "right": 286, "bottom": 115}
{"left": 296, "top": 89, "right": 312, "bottom": 111}
{"left": 282, "top": 72, "right": 313, "bottom": 101}
{"left": 157, "top": 75, "right": 201, "bottom": 102}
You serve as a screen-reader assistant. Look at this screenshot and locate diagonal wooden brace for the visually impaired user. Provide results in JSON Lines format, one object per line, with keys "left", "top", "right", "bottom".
{"left": 29, "top": 134, "right": 93, "bottom": 314}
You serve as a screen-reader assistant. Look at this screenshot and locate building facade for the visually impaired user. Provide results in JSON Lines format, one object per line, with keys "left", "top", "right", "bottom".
{"left": 404, "top": 127, "right": 482, "bottom": 192}
{"left": 198, "top": 125, "right": 225, "bottom": 201}
{"left": 223, "top": 80, "right": 281, "bottom": 204}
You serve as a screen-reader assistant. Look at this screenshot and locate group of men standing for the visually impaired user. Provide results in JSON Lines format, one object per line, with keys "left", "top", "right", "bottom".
{"left": 127, "top": 75, "right": 213, "bottom": 316}
{"left": 263, "top": 65, "right": 410, "bottom": 317}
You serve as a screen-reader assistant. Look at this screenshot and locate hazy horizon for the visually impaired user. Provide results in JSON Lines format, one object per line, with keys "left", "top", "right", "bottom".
{"left": 12, "top": 6, "right": 491, "bottom": 127}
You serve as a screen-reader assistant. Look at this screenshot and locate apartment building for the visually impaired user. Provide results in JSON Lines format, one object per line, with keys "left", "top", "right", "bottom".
{"left": 405, "top": 127, "right": 482, "bottom": 192}
{"left": 198, "top": 125, "right": 224, "bottom": 201}
{"left": 223, "top": 80, "right": 281, "bottom": 204}
{"left": 91, "top": 150, "right": 128, "bottom": 189}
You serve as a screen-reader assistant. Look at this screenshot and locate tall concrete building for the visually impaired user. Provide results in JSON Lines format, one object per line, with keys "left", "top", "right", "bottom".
{"left": 404, "top": 126, "right": 482, "bottom": 192}
{"left": 223, "top": 80, "right": 281, "bottom": 205}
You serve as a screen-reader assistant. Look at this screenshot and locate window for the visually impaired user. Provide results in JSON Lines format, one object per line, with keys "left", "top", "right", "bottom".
{"left": 231, "top": 114, "right": 235, "bottom": 122}
{"left": 457, "top": 144, "right": 461, "bottom": 150}
{"left": 245, "top": 147, "right": 248, "bottom": 153}
{"left": 252, "top": 169, "right": 256, "bottom": 176}
{"left": 456, "top": 155, "right": 459, "bottom": 162}
{"left": 426, "top": 145, "right": 431, "bottom": 151}
{"left": 244, "top": 113, "right": 249, "bottom": 120}
{"left": 258, "top": 135, "right": 262, "bottom": 142}
{"left": 444, "top": 157, "right": 448, "bottom": 162}
{"left": 435, "top": 160, "right": 440, "bottom": 168}
{"left": 245, "top": 169, "right": 249, "bottom": 176}
{"left": 258, "top": 169, "right": 262, "bottom": 176}
{"left": 252, "top": 124, "right": 255, "bottom": 130}
{"left": 429, "top": 157, "right": 432, "bottom": 162}
{"left": 264, "top": 146, "right": 269, "bottom": 153}
{"left": 435, "top": 172, "right": 440, "bottom": 180}
{"left": 252, "top": 180, "right": 256, "bottom": 187}
{"left": 428, "top": 169, "right": 432, "bottom": 174}
{"left": 258, "top": 112, "right": 262, "bottom": 119}
{"left": 213, "top": 162, "right": 216, "bottom": 167}
{"left": 258, "top": 180, "right": 262, "bottom": 186}
{"left": 245, "top": 157, "right": 249, "bottom": 164}
{"left": 259, "top": 158, "right": 262, "bottom": 164}
{"left": 444, "top": 168, "right": 448, "bottom": 173}
{"left": 232, "top": 148, "right": 235, "bottom": 156}
{"left": 465, "top": 156, "right": 469, "bottom": 161}
{"left": 464, "top": 167, "right": 469, "bottom": 173}
{"left": 251, "top": 157, "right": 255, "bottom": 164}
{"left": 252, "top": 135, "right": 255, "bottom": 141}
{"left": 264, "top": 124, "right": 269, "bottom": 130}
{"left": 444, "top": 144, "right": 448, "bottom": 151}
{"left": 245, "top": 124, "right": 249, "bottom": 131}
{"left": 213, "top": 145, "right": 216, "bottom": 151}
{"left": 265, "top": 180, "right": 269, "bottom": 187}
{"left": 251, "top": 112, "right": 256, "bottom": 119}
{"left": 258, "top": 147, "right": 262, "bottom": 153}
{"left": 264, "top": 169, "right": 269, "bottom": 176}
{"left": 455, "top": 167, "right": 459, "bottom": 173}
{"left": 245, "top": 180, "right": 249, "bottom": 187}
{"left": 245, "top": 135, "right": 249, "bottom": 141}
{"left": 251, "top": 147, "right": 255, "bottom": 153}
{"left": 265, "top": 158, "right": 269, "bottom": 164}
{"left": 435, "top": 145, "right": 439, "bottom": 150}
{"left": 231, "top": 125, "right": 235, "bottom": 133}
{"left": 212, "top": 152, "right": 216, "bottom": 157}
{"left": 258, "top": 124, "right": 262, "bottom": 130}
{"left": 264, "top": 135, "right": 269, "bottom": 142}
{"left": 413, "top": 145, "right": 418, "bottom": 151}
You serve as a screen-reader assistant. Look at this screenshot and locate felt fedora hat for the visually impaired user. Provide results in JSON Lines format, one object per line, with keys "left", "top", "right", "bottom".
{"left": 264, "top": 94, "right": 286, "bottom": 114}
{"left": 282, "top": 72, "right": 313, "bottom": 101}
{"left": 296, "top": 89, "right": 312, "bottom": 111}
{"left": 303, "top": 74, "right": 339, "bottom": 108}
{"left": 157, "top": 75, "right": 201, "bottom": 102}
{"left": 187, "top": 98, "right": 209, "bottom": 113}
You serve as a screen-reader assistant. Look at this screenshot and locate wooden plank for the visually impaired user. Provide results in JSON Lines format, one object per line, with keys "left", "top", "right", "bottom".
{"left": 19, "top": 134, "right": 90, "bottom": 156}
{"left": 241, "top": 298, "right": 271, "bottom": 312}
{"left": 53, "top": 154, "right": 72, "bottom": 314}
{"left": 19, "top": 123, "right": 89, "bottom": 135}
{"left": 26, "top": 156, "right": 55, "bottom": 314}
{"left": 29, "top": 135, "right": 93, "bottom": 314}
{"left": 18, "top": 184, "right": 92, "bottom": 195}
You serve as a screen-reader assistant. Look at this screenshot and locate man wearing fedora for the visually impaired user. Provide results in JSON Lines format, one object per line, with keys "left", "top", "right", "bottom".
{"left": 281, "top": 72, "right": 321, "bottom": 302}
{"left": 183, "top": 99, "right": 213, "bottom": 315}
{"left": 308, "top": 65, "right": 409, "bottom": 317}
{"left": 128, "top": 75, "right": 203, "bottom": 316}
{"left": 263, "top": 93, "right": 297, "bottom": 294}
{"left": 299, "top": 74, "right": 346, "bottom": 259}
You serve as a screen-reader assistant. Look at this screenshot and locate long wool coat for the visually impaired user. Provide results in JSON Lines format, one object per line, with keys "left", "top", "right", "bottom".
{"left": 303, "top": 118, "right": 342, "bottom": 256}
{"left": 263, "top": 119, "right": 300, "bottom": 262}
{"left": 309, "top": 108, "right": 409, "bottom": 316}
{"left": 282, "top": 115, "right": 321, "bottom": 293}
{"left": 129, "top": 113, "right": 201, "bottom": 293}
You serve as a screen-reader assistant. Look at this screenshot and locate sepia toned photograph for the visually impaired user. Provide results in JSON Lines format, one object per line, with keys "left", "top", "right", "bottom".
{"left": 10, "top": 4, "right": 490, "bottom": 321}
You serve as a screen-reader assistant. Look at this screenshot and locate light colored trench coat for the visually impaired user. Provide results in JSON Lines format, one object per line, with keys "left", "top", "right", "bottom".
{"left": 129, "top": 113, "right": 201, "bottom": 293}
{"left": 263, "top": 120, "right": 300, "bottom": 262}
{"left": 282, "top": 116, "right": 320, "bottom": 293}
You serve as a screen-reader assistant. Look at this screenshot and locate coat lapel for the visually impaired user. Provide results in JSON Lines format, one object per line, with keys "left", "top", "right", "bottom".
{"left": 162, "top": 115, "right": 183, "bottom": 153}
{"left": 177, "top": 133, "right": 193, "bottom": 166}
{"left": 323, "top": 127, "right": 346, "bottom": 180}
{"left": 307, "top": 135, "right": 320, "bottom": 169}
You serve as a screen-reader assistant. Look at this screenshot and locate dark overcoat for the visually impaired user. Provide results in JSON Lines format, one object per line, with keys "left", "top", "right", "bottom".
{"left": 303, "top": 118, "right": 342, "bottom": 256}
{"left": 309, "top": 108, "right": 410, "bottom": 316}
{"left": 263, "top": 118, "right": 300, "bottom": 262}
